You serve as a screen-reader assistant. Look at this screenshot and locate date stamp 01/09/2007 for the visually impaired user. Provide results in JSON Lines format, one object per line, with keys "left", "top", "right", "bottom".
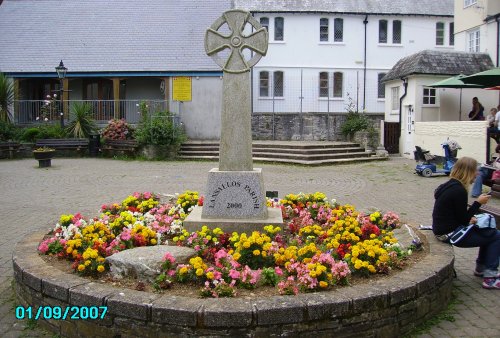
{"left": 15, "top": 306, "right": 108, "bottom": 320}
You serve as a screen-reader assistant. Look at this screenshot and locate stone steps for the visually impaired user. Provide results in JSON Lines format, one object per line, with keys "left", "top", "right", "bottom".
{"left": 179, "top": 140, "right": 387, "bottom": 165}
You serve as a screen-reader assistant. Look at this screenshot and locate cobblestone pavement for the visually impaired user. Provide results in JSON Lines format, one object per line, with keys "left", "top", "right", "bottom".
{"left": 0, "top": 157, "right": 498, "bottom": 337}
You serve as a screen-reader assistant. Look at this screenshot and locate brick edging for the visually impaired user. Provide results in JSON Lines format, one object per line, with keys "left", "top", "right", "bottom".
{"left": 13, "top": 229, "right": 454, "bottom": 337}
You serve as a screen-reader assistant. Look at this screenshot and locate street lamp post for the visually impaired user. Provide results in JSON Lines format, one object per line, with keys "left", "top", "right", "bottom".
{"left": 55, "top": 60, "right": 67, "bottom": 128}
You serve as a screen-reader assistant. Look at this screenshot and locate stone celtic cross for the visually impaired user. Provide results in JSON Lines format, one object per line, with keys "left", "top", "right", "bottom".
{"left": 205, "top": 10, "right": 268, "bottom": 171}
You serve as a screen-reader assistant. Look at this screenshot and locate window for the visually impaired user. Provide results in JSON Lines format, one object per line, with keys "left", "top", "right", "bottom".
{"left": 379, "top": 20, "right": 388, "bottom": 43}
{"left": 423, "top": 88, "right": 436, "bottom": 105}
{"left": 449, "top": 22, "right": 454, "bottom": 46}
{"left": 333, "top": 72, "right": 343, "bottom": 98}
{"left": 334, "top": 18, "right": 343, "bottom": 42}
{"left": 273, "top": 71, "right": 284, "bottom": 97}
{"left": 467, "top": 29, "right": 480, "bottom": 52}
{"left": 377, "top": 73, "right": 386, "bottom": 99}
{"left": 464, "top": 0, "right": 477, "bottom": 7}
{"left": 274, "top": 17, "right": 284, "bottom": 41}
{"left": 320, "top": 18, "right": 329, "bottom": 41}
{"left": 436, "top": 22, "right": 444, "bottom": 46}
{"left": 392, "top": 20, "right": 401, "bottom": 44}
{"left": 260, "top": 17, "right": 269, "bottom": 31}
{"left": 319, "top": 72, "right": 329, "bottom": 97}
{"left": 259, "top": 71, "right": 269, "bottom": 97}
{"left": 391, "top": 87, "right": 400, "bottom": 111}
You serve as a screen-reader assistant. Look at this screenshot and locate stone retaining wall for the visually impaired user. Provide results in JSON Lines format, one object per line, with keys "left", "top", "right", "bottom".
{"left": 13, "top": 230, "right": 454, "bottom": 338}
{"left": 251, "top": 113, "right": 384, "bottom": 141}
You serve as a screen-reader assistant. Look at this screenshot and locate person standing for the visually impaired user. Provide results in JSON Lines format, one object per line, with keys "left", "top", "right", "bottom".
{"left": 432, "top": 157, "right": 500, "bottom": 289}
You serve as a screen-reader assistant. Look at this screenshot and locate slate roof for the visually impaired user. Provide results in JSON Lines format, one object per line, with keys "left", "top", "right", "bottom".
{"left": 233, "top": 0, "right": 454, "bottom": 16}
{"left": 0, "top": 0, "right": 231, "bottom": 74}
{"left": 382, "top": 50, "right": 494, "bottom": 82}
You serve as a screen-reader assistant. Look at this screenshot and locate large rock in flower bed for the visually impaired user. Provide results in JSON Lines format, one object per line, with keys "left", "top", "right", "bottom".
{"left": 106, "top": 245, "right": 196, "bottom": 281}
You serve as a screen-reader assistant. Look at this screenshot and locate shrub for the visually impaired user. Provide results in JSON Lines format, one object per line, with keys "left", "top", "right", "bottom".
{"left": 66, "top": 102, "right": 97, "bottom": 138}
{"left": 0, "top": 120, "right": 20, "bottom": 141}
{"left": 101, "top": 119, "right": 133, "bottom": 140}
{"left": 341, "top": 94, "right": 370, "bottom": 138}
{"left": 0, "top": 72, "right": 14, "bottom": 122}
{"left": 19, "top": 124, "right": 66, "bottom": 142}
{"left": 134, "top": 108, "right": 185, "bottom": 146}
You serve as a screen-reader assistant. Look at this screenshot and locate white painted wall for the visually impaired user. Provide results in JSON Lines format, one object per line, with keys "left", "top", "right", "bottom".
{"left": 414, "top": 121, "right": 488, "bottom": 162}
{"left": 170, "top": 76, "right": 222, "bottom": 140}
{"left": 252, "top": 13, "right": 454, "bottom": 115}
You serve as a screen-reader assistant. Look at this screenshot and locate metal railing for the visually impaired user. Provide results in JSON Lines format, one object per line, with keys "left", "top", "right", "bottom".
{"left": 14, "top": 100, "right": 169, "bottom": 124}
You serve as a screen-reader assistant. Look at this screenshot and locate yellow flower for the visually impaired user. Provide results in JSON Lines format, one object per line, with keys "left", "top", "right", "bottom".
{"left": 319, "top": 281, "right": 328, "bottom": 288}
{"left": 179, "top": 267, "right": 188, "bottom": 275}
{"left": 77, "top": 264, "right": 85, "bottom": 272}
{"left": 150, "top": 238, "right": 157, "bottom": 245}
{"left": 97, "top": 265, "right": 105, "bottom": 273}
{"left": 66, "top": 247, "right": 73, "bottom": 254}
{"left": 206, "top": 271, "right": 214, "bottom": 280}
{"left": 84, "top": 260, "right": 91, "bottom": 266}
{"left": 196, "top": 268, "right": 204, "bottom": 276}
{"left": 253, "top": 249, "right": 260, "bottom": 256}
{"left": 233, "top": 252, "right": 241, "bottom": 261}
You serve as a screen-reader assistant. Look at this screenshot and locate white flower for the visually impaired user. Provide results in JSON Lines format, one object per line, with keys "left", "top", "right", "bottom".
{"left": 46, "top": 95, "right": 51, "bottom": 99}
{"left": 53, "top": 93, "right": 57, "bottom": 98}
{"left": 44, "top": 118, "right": 49, "bottom": 121}
{"left": 36, "top": 116, "right": 40, "bottom": 121}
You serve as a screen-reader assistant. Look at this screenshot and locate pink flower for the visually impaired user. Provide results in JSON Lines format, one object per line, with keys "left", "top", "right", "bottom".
{"left": 229, "top": 269, "right": 240, "bottom": 279}
{"left": 163, "top": 252, "right": 175, "bottom": 264}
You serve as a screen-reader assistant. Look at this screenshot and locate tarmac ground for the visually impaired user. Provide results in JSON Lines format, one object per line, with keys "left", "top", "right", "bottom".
{"left": 0, "top": 157, "right": 498, "bottom": 337}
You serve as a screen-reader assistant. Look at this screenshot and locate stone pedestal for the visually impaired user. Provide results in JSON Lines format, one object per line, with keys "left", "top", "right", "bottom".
{"left": 183, "top": 167, "right": 284, "bottom": 233}
{"left": 202, "top": 168, "right": 267, "bottom": 219}
{"left": 184, "top": 206, "right": 283, "bottom": 234}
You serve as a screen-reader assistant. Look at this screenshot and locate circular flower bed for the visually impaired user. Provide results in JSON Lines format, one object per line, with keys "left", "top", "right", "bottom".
{"left": 38, "top": 191, "right": 421, "bottom": 298}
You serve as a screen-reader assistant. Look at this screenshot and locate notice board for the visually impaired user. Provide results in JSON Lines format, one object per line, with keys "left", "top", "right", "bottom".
{"left": 172, "top": 77, "right": 192, "bottom": 101}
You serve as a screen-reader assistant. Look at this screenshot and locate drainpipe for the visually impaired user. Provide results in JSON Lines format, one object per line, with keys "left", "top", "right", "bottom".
{"left": 496, "top": 16, "right": 499, "bottom": 67}
{"left": 363, "top": 15, "right": 368, "bottom": 111}
{"left": 399, "top": 77, "right": 408, "bottom": 135}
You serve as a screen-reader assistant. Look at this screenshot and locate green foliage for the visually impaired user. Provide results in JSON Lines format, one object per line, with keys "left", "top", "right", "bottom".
{"left": 341, "top": 94, "right": 370, "bottom": 137}
{"left": 66, "top": 102, "right": 97, "bottom": 138}
{"left": 0, "top": 72, "right": 14, "bottom": 122}
{"left": 0, "top": 120, "right": 20, "bottom": 141}
{"left": 19, "top": 124, "right": 66, "bottom": 142}
{"left": 134, "top": 103, "right": 185, "bottom": 146}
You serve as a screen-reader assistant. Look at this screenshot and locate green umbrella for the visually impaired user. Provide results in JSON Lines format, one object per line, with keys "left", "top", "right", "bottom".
{"left": 461, "top": 68, "right": 500, "bottom": 87}
{"left": 428, "top": 74, "right": 484, "bottom": 88}
{"left": 428, "top": 75, "right": 485, "bottom": 120}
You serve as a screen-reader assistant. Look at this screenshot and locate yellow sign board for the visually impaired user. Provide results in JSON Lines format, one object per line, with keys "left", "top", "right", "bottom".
{"left": 172, "top": 76, "right": 192, "bottom": 101}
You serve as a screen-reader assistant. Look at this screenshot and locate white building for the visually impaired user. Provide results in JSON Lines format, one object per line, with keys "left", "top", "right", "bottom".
{"left": 235, "top": 0, "right": 455, "bottom": 118}
{"left": 454, "top": 0, "right": 500, "bottom": 67}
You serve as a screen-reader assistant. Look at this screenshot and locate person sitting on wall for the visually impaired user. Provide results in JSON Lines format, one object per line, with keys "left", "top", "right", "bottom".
{"left": 471, "top": 144, "right": 500, "bottom": 198}
{"left": 433, "top": 157, "right": 500, "bottom": 289}
{"left": 469, "top": 97, "right": 485, "bottom": 121}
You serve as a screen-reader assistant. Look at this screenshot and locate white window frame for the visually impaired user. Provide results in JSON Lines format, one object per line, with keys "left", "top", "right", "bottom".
{"left": 467, "top": 29, "right": 480, "bottom": 52}
{"left": 464, "top": 0, "right": 477, "bottom": 8}
{"left": 319, "top": 18, "right": 329, "bottom": 42}
{"left": 334, "top": 18, "right": 343, "bottom": 43}
{"left": 258, "top": 70, "right": 284, "bottom": 98}
{"left": 423, "top": 88, "right": 437, "bottom": 106}
{"left": 391, "top": 87, "right": 400, "bottom": 111}
{"left": 436, "top": 22, "right": 445, "bottom": 46}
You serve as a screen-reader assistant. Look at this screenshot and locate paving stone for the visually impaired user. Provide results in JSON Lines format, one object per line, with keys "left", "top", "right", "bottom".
{"left": 0, "top": 157, "right": 498, "bottom": 337}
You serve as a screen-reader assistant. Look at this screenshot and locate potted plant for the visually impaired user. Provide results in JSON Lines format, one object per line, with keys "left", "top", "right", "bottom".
{"left": 33, "top": 146, "right": 55, "bottom": 167}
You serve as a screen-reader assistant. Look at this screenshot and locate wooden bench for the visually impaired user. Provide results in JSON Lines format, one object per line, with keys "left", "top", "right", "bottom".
{"left": 102, "top": 139, "right": 138, "bottom": 156}
{"left": 0, "top": 142, "right": 21, "bottom": 159}
{"left": 35, "top": 138, "right": 89, "bottom": 155}
{"left": 483, "top": 177, "right": 500, "bottom": 198}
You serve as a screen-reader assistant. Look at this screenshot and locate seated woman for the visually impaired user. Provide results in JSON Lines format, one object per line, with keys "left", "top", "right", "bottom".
{"left": 433, "top": 157, "right": 500, "bottom": 289}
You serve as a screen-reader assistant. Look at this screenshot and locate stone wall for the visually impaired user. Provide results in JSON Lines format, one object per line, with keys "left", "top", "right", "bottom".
{"left": 251, "top": 113, "right": 384, "bottom": 141}
{"left": 13, "top": 229, "right": 455, "bottom": 338}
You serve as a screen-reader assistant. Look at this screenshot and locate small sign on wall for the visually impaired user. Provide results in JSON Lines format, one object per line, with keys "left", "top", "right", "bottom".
{"left": 172, "top": 76, "right": 192, "bottom": 101}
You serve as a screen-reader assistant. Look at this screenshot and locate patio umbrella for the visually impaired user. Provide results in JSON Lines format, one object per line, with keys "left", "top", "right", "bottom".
{"left": 461, "top": 68, "right": 500, "bottom": 87}
{"left": 428, "top": 75, "right": 484, "bottom": 120}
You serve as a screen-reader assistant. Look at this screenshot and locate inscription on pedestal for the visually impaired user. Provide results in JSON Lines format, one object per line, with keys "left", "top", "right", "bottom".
{"left": 201, "top": 169, "right": 267, "bottom": 219}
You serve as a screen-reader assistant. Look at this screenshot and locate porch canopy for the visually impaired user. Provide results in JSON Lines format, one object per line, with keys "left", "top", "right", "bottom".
{"left": 428, "top": 74, "right": 485, "bottom": 120}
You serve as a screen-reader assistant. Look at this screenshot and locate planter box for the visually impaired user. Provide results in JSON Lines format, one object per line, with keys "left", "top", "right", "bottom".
{"left": 138, "top": 144, "right": 179, "bottom": 160}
